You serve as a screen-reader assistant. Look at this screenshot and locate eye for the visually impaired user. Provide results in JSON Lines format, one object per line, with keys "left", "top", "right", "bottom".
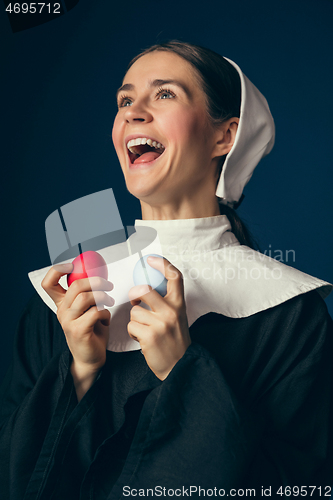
{"left": 155, "top": 87, "right": 176, "bottom": 100}
{"left": 117, "top": 95, "right": 132, "bottom": 108}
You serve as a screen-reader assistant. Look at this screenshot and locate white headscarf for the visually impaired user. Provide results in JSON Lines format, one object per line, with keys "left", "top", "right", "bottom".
{"left": 216, "top": 58, "right": 275, "bottom": 208}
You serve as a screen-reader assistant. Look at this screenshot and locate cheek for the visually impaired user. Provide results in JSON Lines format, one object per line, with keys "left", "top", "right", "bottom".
{"left": 170, "top": 110, "right": 209, "bottom": 156}
{"left": 111, "top": 115, "right": 123, "bottom": 154}
{"left": 163, "top": 111, "right": 195, "bottom": 146}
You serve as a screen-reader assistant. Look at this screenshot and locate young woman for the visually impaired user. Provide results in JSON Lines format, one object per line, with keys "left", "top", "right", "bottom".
{"left": 1, "top": 41, "right": 332, "bottom": 499}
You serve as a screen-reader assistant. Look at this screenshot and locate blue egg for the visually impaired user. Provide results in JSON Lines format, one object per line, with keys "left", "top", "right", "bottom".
{"left": 133, "top": 254, "right": 168, "bottom": 297}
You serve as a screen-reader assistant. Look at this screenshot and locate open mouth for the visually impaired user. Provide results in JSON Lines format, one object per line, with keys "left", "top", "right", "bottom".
{"left": 127, "top": 137, "right": 165, "bottom": 165}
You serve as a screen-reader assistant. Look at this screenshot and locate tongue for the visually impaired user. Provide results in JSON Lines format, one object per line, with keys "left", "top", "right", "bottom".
{"left": 133, "top": 151, "right": 161, "bottom": 164}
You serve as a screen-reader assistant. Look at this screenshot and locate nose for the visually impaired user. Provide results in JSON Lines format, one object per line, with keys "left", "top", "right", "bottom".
{"left": 124, "top": 99, "right": 153, "bottom": 124}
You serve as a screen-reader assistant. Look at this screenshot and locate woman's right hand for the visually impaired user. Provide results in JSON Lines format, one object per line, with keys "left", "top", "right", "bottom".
{"left": 41, "top": 262, "right": 114, "bottom": 400}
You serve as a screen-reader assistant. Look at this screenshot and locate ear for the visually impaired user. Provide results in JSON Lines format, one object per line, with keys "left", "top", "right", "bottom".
{"left": 212, "top": 117, "right": 239, "bottom": 158}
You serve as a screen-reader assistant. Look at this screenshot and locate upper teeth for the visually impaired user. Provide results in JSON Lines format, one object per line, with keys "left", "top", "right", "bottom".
{"left": 127, "top": 137, "right": 165, "bottom": 153}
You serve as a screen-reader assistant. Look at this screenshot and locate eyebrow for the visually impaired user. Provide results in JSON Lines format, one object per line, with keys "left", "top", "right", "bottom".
{"left": 116, "top": 79, "right": 191, "bottom": 100}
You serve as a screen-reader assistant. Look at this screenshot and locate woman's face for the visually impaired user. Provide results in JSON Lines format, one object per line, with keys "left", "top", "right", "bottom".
{"left": 112, "top": 51, "right": 223, "bottom": 210}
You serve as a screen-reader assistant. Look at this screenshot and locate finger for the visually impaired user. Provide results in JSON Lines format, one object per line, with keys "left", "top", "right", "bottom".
{"left": 130, "top": 298, "right": 142, "bottom": 306}
{"left": 147, "top": 256, "right": 184, "bottom": 303}
{"left": 130, "top": 304, "right": 153, "bottom": 326}
{"left": 68, "top": 291, "right": 114, "bottom": 320}
{"left": 41, "top": 262, "right": 74, "bottom": 307}
{"left": 128, "top": 284, "right": 167, "bottom": 313}
{"left": 64, "top": 276, "right": 113, "bottom": 309}
{"left": 147, "top": 256, "right": 182, "bottom": 282}
{"left": 127, "top": 320, "right": 151, "bottom": 343}
{"left": 76, "top": 305, "right": 111, "bottom": 330}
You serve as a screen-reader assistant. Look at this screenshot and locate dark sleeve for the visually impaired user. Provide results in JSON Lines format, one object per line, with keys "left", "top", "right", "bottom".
{"left": 106, "top": 342, "right": 261, "bottom": 498}
{"left": 0, "top": 293, "right": 69, "bottom": 422}
{"left": 189, "top": 290, "right": 333, "bottom": 494}
{"left": 0, "top": 293, "right": 78, "bottom": 499}
{"left": 17, "top": 324, "right": 264, "bottom": 499}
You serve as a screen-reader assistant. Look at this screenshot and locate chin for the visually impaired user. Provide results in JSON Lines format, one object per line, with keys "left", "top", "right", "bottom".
{"left": 125, "top": 179, "right": 156, "bottom": 202}
{"left": 127, "top": 181, "right": 170, "bottom": 208}
{"left": 123, "top": 166, "right": 165, "bottom": 200}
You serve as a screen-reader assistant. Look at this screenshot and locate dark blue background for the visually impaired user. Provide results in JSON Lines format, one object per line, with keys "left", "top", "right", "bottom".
{"left": 1, "top": 0, "right": 332, "bottom": 382}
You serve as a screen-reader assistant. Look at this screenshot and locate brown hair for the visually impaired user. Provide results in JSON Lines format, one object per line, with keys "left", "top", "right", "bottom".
{"left": 127, "top": 40, "right": 257, "bottom": 249}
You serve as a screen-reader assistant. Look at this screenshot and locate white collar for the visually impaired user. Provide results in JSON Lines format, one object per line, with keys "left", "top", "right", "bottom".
{"left": 135, "top": 215, "right": 238, "bottom": 252}
{"left": 29, "top": 215, "right": 332, "bottom": 352}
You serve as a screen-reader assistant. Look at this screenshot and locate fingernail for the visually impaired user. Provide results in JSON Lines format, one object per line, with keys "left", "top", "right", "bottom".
{"left": 129, "top": 284, "right": 151, "bottom": 300}
{"left": 105, "top": 296, "right": 115, "bottom": 307}
{"left": 106, "top": 281, "right": 114, "bottom": 290}
{"left": 138, "top": 284, "right": 151, "bottom": 294}
{"left": 53, "top": 263, "right": 73, "bottom": 273}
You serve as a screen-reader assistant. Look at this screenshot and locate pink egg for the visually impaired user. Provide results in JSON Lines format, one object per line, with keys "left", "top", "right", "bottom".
{"left": 67, "top": 250, "right": 108, "bottom": 287}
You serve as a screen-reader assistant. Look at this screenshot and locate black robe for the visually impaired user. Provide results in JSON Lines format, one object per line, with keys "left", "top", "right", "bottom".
{"left": 0, "top": 290, "right": 333, "bottom": 499}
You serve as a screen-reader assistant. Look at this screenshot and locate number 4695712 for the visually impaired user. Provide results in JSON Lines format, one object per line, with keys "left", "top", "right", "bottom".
{"left": 276, "top": 486, "right": 332, "bottom": 496}
{"left": 5, "top": 3, "right": 61, "bottom": 14}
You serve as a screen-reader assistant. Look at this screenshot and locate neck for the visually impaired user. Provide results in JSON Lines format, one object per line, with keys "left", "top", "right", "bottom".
{"left": 140, "top": 196, "right": 221, "bottom": 221}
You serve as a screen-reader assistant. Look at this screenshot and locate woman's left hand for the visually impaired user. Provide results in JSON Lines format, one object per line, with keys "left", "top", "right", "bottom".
{"left": 128, "top": 256, "right": 191, "bottom": 380}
